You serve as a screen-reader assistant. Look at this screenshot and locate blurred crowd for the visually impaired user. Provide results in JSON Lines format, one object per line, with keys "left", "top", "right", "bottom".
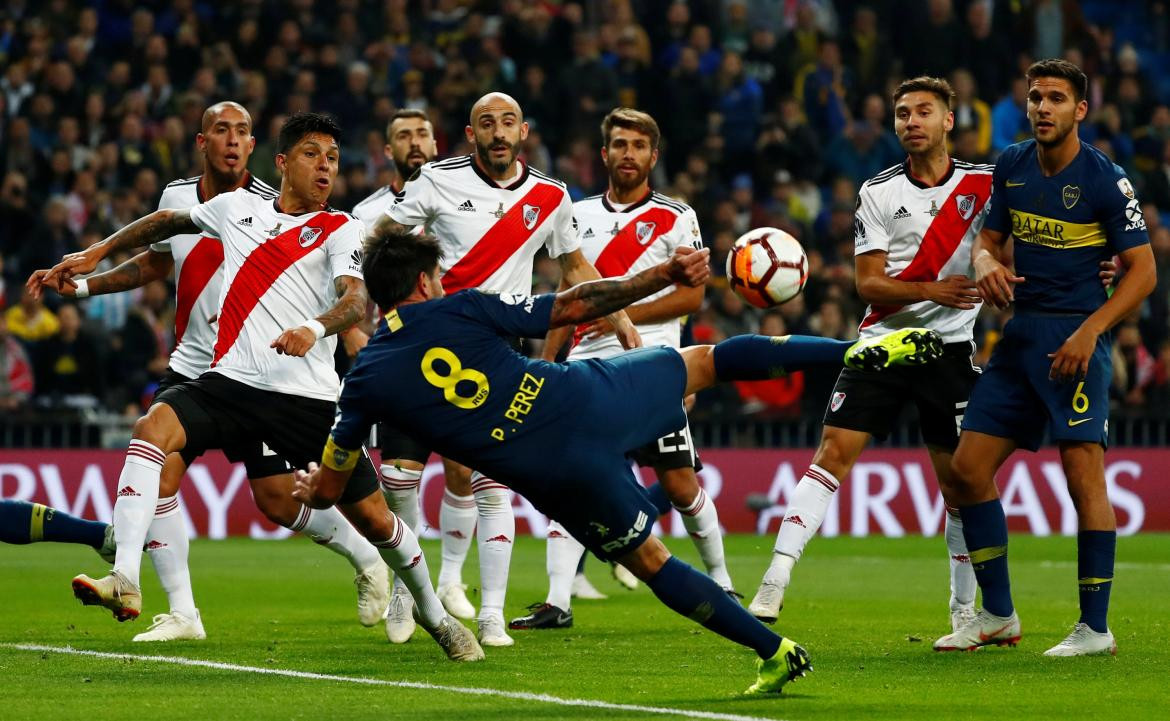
{"left": 2, "top": 0, "right": 1169, "bottom": 423}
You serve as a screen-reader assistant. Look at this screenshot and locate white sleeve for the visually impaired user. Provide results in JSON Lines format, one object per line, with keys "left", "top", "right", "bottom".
{"left": 544, "top": 190, "right": 580, "bottom": 259}
{"left": 676, "top": 207, "right": 703, "bottom": 251}
{"left": 327, "top": 218, "right": 366, "bottom": 280}
{"left": 149, "top": 188, "right": 180, "bottom": 253}
{"left": 852, "top": 185, "right": 890, "bottom": 255}
{"left": 384, "top": 168, "right": 437, "bottom": 227}
{"left": 188, "top": 190, "right": 235, "bottom": 240}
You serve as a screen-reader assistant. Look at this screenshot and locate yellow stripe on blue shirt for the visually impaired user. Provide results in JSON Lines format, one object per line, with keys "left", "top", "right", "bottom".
{"left": 1009, "top": 209, "right": 1106, "bottom": 249}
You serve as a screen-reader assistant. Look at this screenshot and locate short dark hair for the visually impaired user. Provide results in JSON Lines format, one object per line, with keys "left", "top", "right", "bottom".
{"left": 277, "top": 112, "right": 342, "bottom": 156}
{"left": 362, "top": 228, "right": 443, "bottom": 308}
{"left": 601, "top": 107, "right": 661, "bottom": 149}
{"left": 893, "top": 77, "right": 955, "bottom": 110}
{"left": 386, "top": 108, "right": 431, "bottom": 138}
{"left": 1026, "top": 59, "right": 1088, "bottom": 102}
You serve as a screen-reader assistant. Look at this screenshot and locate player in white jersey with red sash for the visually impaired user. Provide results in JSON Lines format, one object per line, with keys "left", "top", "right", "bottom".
{"left": 39, "top": 113, "right": 481, "bottom": 662}
{"left": 353, "top": 108, "right": 492, "bottom": 644}
{"left": 372, "top": 92, "right": 639, "bottom": 647}
{"left": 28, "top": 103, "right": 390, "bottom": 642}
{"left": 510, "top": 108, "right": 733, "bottom": 631}
{"left": 747, "top": 78, "right": 992, "bottom": 633}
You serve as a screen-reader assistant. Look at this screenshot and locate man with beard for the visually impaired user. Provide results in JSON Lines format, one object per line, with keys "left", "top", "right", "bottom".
{"left": 936, "top": 59, "right": 1155, "bottom": 656}
{"left": 28, "top": 103, "right": 391, "bottom": 643}
{"left": 36, "top": 113, "right": 482, "bottom": 663}
{"left": 510, "top": 108, "right": 732, "bottom": 632}
{"left": 369, "top": 92, "right": 639, "bottom": 648}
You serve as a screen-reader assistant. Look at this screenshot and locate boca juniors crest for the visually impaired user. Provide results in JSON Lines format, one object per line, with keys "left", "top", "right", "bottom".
{"left": 1062, "top": 184, "right": 1081, "bottom": 209}
{"left": 635, "top": 221, "right": 657, "bottom": 245}
{"left": 955, "top": 194, "right": 976, "bottom": 221}
{"left": 299, "top": 226, "right": 323, "bottom": 247}
{"left": 522, "top": 204, "right": 541, "bottom": 230}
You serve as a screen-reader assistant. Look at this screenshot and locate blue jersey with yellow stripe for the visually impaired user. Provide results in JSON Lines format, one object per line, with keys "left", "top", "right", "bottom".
{"left": 986, "top": 139, "right": 1149, "bottom": 313}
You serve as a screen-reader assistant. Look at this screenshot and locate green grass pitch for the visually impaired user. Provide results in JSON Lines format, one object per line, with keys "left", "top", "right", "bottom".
{"left": 1, "top": 533, "right": 1167, "bottom": 720}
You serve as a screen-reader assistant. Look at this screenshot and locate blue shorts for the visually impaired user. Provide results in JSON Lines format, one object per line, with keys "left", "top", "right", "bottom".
{"left": 962, "top": 313, "right": 1110, "bottom": 451}
{"left": 514, "top": 347, "right": 689, "bottom": 560}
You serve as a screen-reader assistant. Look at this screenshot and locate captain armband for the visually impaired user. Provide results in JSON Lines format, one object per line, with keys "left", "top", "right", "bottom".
{"left": 322, "top": 435, "right": 360, "bottom": 472}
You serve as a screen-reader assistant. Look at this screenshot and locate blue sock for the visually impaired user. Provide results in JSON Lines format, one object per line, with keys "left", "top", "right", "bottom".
{"left": 645, "top": 483, "right": 672, "bottom": 516}
{"left": 958, "top": 500, "right": 1013, "bottom": 617}
{"left": 0, "top": 500, "right": 107, "bottom": 549}
{"left": 1077, "top": 530, "right": 1115, "bottom": 633}
{"left": 713, "top": 334, "right": 853, "bottom": 381}
{"left": 646, "top": 556, "right": 782, "bottom": 659}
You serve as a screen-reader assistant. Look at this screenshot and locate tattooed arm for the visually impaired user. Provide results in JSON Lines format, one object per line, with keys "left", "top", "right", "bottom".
{"left": 549, "top": 247, "right": 710, "bottom": 328}
{"left": 271, "top": 276, "right": 371, "bottom": 357}
{"left": 30, "top": 209, "right": 198, "bottom": 297}
{"left": 27, "top": 249, "right": 175, "bottom": 299}
{"left": 369, "top": 213, "right": 416, "bottom": 242}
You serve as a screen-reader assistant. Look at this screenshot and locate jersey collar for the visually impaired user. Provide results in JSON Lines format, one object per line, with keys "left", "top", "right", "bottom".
{"left": 601, "top": 188, "right": 653, "bottom": 213}
{"left": 272, "top": 198, "right": 331, "bottom": 216}
{"left": 470, "top": 154, "right": 530, "bottom": 190}
{"left": 198, "top": 170, "right": 254, "bottom": 203}
{"left": 902, "top": 157, "right": 954, "bottom": 190}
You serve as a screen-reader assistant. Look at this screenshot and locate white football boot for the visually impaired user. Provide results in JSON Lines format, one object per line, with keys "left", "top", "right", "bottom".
{"left": 934, "top": 608, "right": 1021, "bottom": 651}
{"left": 610, "top": 562, "right": 639, "bottom": 591}
{"left": 476, "top": 614, "right": 515, "bottom": 647}
{"left": 950, "top": 603, "right": 977, "bottom": 634}
{"left": 1043, "top": 623, "right": 1117, "bottom": 656}
{"left": 422, "top": 615, "right": 485, "bottom": 662}
{"left": 72, "top": 571, "right": 141, "bottom": 622}
{"left": 571, "top": 572, "right": 607, "bottom": 600}
{"left": 384, "top": 583, "right": 416, "bottom": 644}
{"left": 133, "top": 611, "right": 206, "bottom": 642}
{"left": 437, "top": 583, "right": 476, "bottom": 620}
{"left": 354, "top": 563, "right": 390, "bottom": 627}
{"left": 748, "top": 580, "right": 786, "bottom": 624}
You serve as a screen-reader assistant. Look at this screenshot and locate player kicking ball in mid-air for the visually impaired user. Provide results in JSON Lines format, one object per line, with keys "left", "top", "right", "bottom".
{"left": 935, "top": 59, "right": 1155, "bottom": 656}
{"left": 38, "top": 113, "right": 482, "bottom": 661}
{"left": 293, "top": 228, "right": 946, "bottom": 692}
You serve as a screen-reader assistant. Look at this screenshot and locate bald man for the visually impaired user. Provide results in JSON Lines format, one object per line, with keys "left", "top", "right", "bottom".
{"left": 28, "top": 103, "right": 392, "bottom": 642}
{"left": 370, "top": 92, "right": 639, "bottom": 647}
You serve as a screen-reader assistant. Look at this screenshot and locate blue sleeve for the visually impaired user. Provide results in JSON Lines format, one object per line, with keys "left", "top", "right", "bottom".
{"left": 461, "top": 291, "right": 555, "bottom": 338}
{"left": 328, "top": 376, "right": 374, "bottom": 452}
{"left": 984, "top": 150, "right": 1012, "bottom": 235}
{"left": 1099, "top": 165, "right": 1150, "bottom": 253}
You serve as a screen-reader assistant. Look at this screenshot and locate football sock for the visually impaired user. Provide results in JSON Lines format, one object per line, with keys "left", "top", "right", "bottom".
{"left": 373, "top": 515, "right": 445, "bottom": 629}
{"left": 713, "top": 335, "right": 853, "bottom": 381}
{"left": 576, "top": 550, "right": 587, "bottom": 574}
{"left": 0, "top": 500, "right": 107, "bottom": 548}
{"left": 437, "top": 489, "right": 476, "bottom": 588}
{"left": 945, "top": 506, "right": 977, "bottom": 608}
{"left": 675, "top": 489, "right": 733, "bottom": 589}
{"left": 958, "top": 499, "right": 1013, "bottom": 618}
{"left": 647, "top": 556, "right": 782, "bottom": 659}
{"left": 645, "top": 483, "right": 673, "bottom": 516}
{"left": 113, "top": 439, "right": 166, "bottom": 588}
{"left": 1077, "top": 530, "right": 1115, "bottom": 633}
{"left": 291, "top": 505, "right": 383, "bottom": 573}
{"left": 145, "top": 495, "right": 197, "bottom": 619}
{"left": 545, "top": 521, "right": 585, "bottom": 610}
{"left": 381, "top": 465, "right": 423, "bottom": 594}
{"left": 765, "top": 464, "right": 840, "bottom": 585}
{"left": 473, "top": 479, "right": 513, "bottom": 621}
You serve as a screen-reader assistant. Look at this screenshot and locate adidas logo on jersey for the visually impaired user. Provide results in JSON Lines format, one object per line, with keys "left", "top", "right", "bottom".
{"left": 237, "top": 216, "right": 253, "bottom": 227}
{"left": 582, "top": 227, "right": 595, "bottom": 239}
{"left": 458, "top": 199, "right": 476, "bottom": 212}
{"left": 892, "top": 206, "right": 912, "bottom": 220}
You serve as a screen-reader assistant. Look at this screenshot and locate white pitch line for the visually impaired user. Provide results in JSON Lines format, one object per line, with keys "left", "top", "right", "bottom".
{"left": 2, "top": 643, "right": 785, "bottom": 721}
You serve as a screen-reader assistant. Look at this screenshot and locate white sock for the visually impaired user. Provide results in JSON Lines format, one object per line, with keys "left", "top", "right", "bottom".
{"left": 472, "top": 476, "right": 513, "bottom": 622}
{"left": 373, "top": 514, "right": 445, "bottom": 629}
{"left": 113, "top": 439, "right": 166, "bottom": 588}
{"left": 675, "top": 488, "right": 733, "bottom": 590}
{"left": 545, "top": 520, "right": 584, "bottom": 610}
{"left": 765, "top": 464, "right": 840, "bottom": 586}
{"left": 946, "top": 506, "right": 977, "bottom": 607}
{"left": 437, "top": 489, "right": 476, "bottom": 588}
{"left": 145, "top": 495, "right": 197, "bottom": 619}
{"left": 381, "top": 465, "right": 422, "bottom": 595}
{"left": 290, "top": 504, "right": 382, "bottom": 573}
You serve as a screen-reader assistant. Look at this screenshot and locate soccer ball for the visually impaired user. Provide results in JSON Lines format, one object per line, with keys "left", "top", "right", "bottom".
{"left": 725, "top": 227, "right": 808, "bottom": 308}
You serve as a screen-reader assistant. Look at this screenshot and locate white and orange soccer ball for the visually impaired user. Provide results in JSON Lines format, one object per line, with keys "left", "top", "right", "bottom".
{"left": 725, "top": 227, "right": 809, "bottom": 308}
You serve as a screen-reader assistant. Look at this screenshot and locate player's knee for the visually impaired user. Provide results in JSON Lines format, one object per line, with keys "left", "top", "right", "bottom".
{"left": 158, "top": 455, "right": 185, "bottom": 497}
{"left": 619, "top": 536, "right": 671, "bottom": 581}
{"left": 444, "top": 462, "right": 473, "bottom": 494}
{"left": 947, "top": 452, "right": 982, "bottom": 492}
{"left": 812, "top": 433, "right": 855, "bottom": 479}
{"left": 473, "top": 485, "right": 510, "bottom": 516}
{"left": 658, "top": 468, "right": 699, "bottom": 507}
{"left": 132, "top": 405, "right": 181, "bottom": 450}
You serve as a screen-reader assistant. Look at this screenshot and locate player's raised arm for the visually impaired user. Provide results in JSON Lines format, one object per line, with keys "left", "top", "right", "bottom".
{"left": 30, "top": 209, "right": 198, "bottom": 297}
{"left": 549, "top": 247, "right": 709, "bottom": 328}
{"left": 27, "top": 248, "right": 174, "bottom": 299}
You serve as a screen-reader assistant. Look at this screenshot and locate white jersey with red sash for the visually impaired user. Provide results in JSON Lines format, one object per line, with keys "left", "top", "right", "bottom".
{"left": 384, "top": 154, "right": 579, "bottom": 295}
{"left": 569, "top": 191, "right": 702, "bottom": 360}
{"left": 853, "top": 159, "right": 993, "bottom": 343}
{"left": 149, "top": 174, "right": 277, "bottom": 378}
{"left": 188, "top": 189, "right": 365, "bottom": 401}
